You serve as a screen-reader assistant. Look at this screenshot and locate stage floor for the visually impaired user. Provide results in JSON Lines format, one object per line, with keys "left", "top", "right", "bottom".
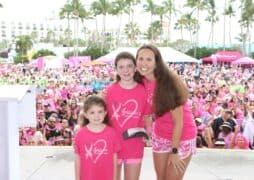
{"left": 20, "top": 147, "right": 254, "bottom": 180}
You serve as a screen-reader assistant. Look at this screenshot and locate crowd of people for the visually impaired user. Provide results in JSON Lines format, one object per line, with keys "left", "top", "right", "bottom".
{"left": 1, "top": 45, "right": 254, "bottom": 180}
{"left": 0, "top": 49, "right": 254, "bottom": 150}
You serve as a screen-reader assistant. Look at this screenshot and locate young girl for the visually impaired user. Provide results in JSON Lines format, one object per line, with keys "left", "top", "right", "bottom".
{"left": 104, "top": 52, "right": 148, "bottom": 180}
{"left": 217, "top": 122, "right": 234, "bottom": 149}
{"left": 74, "top": 96, "right": 121, "bottom": 180}
{"left": 136, "top": 44, "right": 197, "bottom": 180}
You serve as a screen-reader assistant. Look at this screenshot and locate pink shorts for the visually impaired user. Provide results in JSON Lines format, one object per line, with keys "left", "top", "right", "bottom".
{"left": 151, "top": 132, "right": 196, "bottom": 159}
{"left": 117, "top": 158, "right": 142, "bottom": 165}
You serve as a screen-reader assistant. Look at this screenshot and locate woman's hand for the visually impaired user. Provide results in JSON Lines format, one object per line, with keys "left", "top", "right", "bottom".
{"left": 168, "top": 154, "right": 186, "bottom": 174}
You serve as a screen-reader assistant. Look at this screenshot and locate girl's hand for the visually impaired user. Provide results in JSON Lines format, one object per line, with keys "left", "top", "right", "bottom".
{"left": 168, "top": 154, "right": 186, "bottom": 174}
{"left": 143, "top": 137, "right": 151, "bottom": 147}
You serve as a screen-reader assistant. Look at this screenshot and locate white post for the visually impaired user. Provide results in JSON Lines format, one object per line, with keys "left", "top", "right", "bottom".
{"left": 0, "top": 85, "right": 36, "bottom": 180}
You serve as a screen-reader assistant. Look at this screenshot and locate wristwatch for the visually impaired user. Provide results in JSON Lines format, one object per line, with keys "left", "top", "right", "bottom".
{"left": 171, "top": 147, "right": 178, "bottom": 154}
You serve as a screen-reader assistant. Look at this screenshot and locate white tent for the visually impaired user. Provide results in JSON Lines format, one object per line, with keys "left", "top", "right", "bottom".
{"left": 158, "top": 47, "right": 200, "bottom": 63}
{"left": 96, "top": 47, "right": 200, "bottom": 63}
{"left": 95, "top": 47, "right": 137, "bottom": 63}
{"left": 29, "top": 56, "right": 66, "bottom": 69}
{"left": 43, "top": 56, "right": 64, "bottom": 69}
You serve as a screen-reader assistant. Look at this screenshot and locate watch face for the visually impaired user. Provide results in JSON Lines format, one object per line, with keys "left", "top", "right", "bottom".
{"left": 172, "top": 148, "right": 178, "bottom": 154}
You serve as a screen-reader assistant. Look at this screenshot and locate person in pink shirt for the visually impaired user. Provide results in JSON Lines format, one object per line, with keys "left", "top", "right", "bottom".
{"left": 104, "top": 52, "right": 148, "bottom": 180}
{"left": 74, "top": 96, "right": 121, "bottom": 180}
{"left": 217, "top": 122, "right": 234, "bottom": 149}
{"left": 136, "top": 44, "right": 197, "bottom": 180}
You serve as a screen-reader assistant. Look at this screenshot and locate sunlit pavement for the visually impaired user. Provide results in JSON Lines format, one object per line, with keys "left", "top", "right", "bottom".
{"left": 20, "top": 147, "right": 254, "bottom": 180}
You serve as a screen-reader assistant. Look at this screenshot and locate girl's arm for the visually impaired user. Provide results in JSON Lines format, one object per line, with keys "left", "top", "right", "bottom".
{"left": 143, "top": 115, "right": 153, "bottom": 136}
{"left": 74, "top": 154, "right": 80, "bottom": 180}
{"left": 113, "top": 153, "right": 118, "bottom": 180}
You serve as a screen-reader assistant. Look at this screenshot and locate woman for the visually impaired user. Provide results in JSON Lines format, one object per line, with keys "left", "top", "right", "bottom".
{"left": 136, "top": 44, "right": 197, "bottom": 180}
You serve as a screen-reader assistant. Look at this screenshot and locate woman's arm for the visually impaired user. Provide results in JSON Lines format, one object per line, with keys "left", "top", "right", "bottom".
{"left": 167, "top": 105, "right": 185, "bottom": 173}
{"left": 170, "top": 106, "right": 183, "bottom": 148}
{"left": 74, "top": 154, "right": 80, "bottom": 180}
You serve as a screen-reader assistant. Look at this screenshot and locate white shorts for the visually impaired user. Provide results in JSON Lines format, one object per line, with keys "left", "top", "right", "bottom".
{"left": 151, "top": 132, "right": 197, "bottom": 159}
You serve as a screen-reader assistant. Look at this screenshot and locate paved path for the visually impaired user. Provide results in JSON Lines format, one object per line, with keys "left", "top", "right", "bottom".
{"left": 20, "top": 147, "right": 254, "bottom": 180}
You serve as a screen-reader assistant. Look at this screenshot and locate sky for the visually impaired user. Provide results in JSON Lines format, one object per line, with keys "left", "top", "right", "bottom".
{"left": 0, "top": 0, "right": 248, "bottom": 46}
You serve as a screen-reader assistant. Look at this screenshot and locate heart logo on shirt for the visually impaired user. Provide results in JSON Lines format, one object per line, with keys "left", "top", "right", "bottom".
{"left": 85, "top": 139, "right": 107, "bottom": 164}
{"left": 112, "top": 99, "right": 138, "bottom": 128}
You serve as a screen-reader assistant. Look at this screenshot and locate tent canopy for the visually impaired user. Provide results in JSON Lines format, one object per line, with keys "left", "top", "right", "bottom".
{"left": 96, "top": 47, "right": 200, "bottom": 63}
{"left": 231, "top": 57, "right": 254, "bottom": 65}
{"left": 28, "top": 56, "right": 67, "bottom": 70}
{"left": 202, "top": 51, "right": 242, "bottom": 63}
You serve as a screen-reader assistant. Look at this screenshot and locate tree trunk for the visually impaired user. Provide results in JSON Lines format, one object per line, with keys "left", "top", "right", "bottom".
{"left": 102, "top": 14, "right": 106, "bottom": 53}
{"left": 249, "top": 26, "right": 252, "bottom": 56}
{"left": 223, "top": 0, "right": 227, "bottom": 51}
{"left": 229, "top": 16, "right": 231, "bottom": 47}
{"left": 67, "top": 15, "right": 70, "bottom": 54}
{"left": 167, "top": 13, "right": 172, "bottom": 46}
{"left": 76, "top": 18, "right": 79, "bottom": 56}
{"left": 194, "top": 10, "right": 200, "bottom": 58}
{"left": 117, "top": 14, "right": 122, "bottom": 47}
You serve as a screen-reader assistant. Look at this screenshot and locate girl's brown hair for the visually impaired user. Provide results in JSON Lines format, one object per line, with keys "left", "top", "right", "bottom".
{"left": 115, "top": 51, "right": 142, "bottom": 84}
{"left": 136, "top": 44, "right": 189, "bottom": 117}
{"left": 82, "top": 96, "right": 109, "bottom": 126}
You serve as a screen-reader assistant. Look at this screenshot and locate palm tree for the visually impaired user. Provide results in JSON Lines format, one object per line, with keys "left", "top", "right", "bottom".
{"left": 91, "top": 0, "right": 112, "bottom": 49}
{"left": 224, "top": 1, "right": 235, "bottom": 47}
{"left": 222, "top": 0, "right": 227, "bottom": 50}
{"left": 143, "top": 0, "right": 157, "bottom": 42}
{"left": 124, "top": 22, "right": 140, "bottom": 46}
{"left": 240, "top": 0, "right": 254, "bottom": 55}
{"left": 145, "top": 21, "right": 162, "bottom": 43}
{"left": 174, "top": 16, "right": 186, "bottom": 41}
{"left": 15, "top": 35, "right": 33, "bottom": 63}
{"left": 205, "top": 0, "right": 218, "bottom": 47}
{"left": 155, "top": 5, "right": 166, "bottom": 44}
{"left": 64, "top": 28, "right": 72, "bottom": 46}
{"left": 30, "top": 31, "right": 38, "bottom": 44}
{"left": 125, "top": 0, "right": 140, "bottom": 25}
{"left": 163, "top": 0, "right": 176, "bottom": 45}
{"left": 73, "top": 0, "right": 89, "bottom": 55}
{"left": 60, "top": 0, "right": 89, "bottom": 55}
{"left": 111, "top": 0, "right": 127, "bottom": 47}
{"left": 59, "top": 2, "right": 73, "bottom": 53}
{"left": 177, "top": 13, "right": 198, "bottom": 51}
{"left": 45, "top": 29, "right": 56, "bottom": 43}
{"left": 185, "top": 0, "right": 207, "bottom": 57}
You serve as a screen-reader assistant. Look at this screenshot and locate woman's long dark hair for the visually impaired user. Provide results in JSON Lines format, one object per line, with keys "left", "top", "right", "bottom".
{"left": 115, "top": 51, "right": 142, "bottom": 84}
{"left": 82, "top": 96, "right": 109, "bottom": 126}
{"left": 136, "top": 44, "right": 189, "bottom": 117}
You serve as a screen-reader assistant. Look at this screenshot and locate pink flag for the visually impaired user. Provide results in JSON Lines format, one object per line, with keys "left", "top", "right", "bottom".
{"left": 37, "top": 57, "right": 44, "bottom": 71}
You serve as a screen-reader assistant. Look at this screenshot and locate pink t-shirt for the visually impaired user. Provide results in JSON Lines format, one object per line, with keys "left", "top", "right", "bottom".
{"left": 74, "top": 126, "right": 121, "bottom": 180}
{"left": 105, "top": 83, "right": 148, "bottom": 159}
{"left": 144, "top": 78, "right": 197, "bottom": 141}
{"left": 154, "top": 103, "right": 197, "bottom": 140}
{"left": 143, "top": 78, "right": 156, "bottom": 115}
{"left": 218, "top": 132, "right": 233, "bottom": 149}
